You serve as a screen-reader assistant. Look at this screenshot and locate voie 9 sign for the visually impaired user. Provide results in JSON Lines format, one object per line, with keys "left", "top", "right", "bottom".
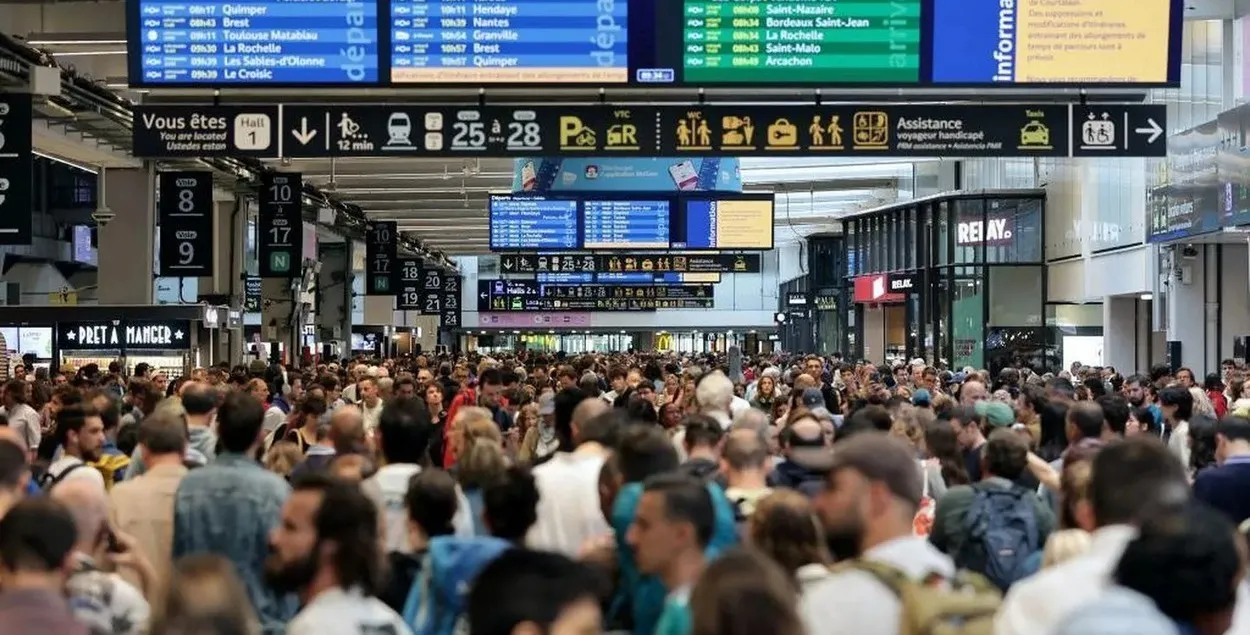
{"left": 956, "top": 216, "right": 1015, "bottom": 246}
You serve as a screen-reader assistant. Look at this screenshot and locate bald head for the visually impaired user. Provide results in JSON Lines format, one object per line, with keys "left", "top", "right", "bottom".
{"left": 732, "top": 407, "right": 770, "bottom": 434}
{"left": 572, "top": 398, "right": 608, "bottom": 430}
{"left": 960, "top": 380, "right": 988, "bottom": 406}
{"left": 329, "top": 405, "right": 366, "bottom": 454}
{"left": 49, "top": 478, "right": 108, "bottom": 549}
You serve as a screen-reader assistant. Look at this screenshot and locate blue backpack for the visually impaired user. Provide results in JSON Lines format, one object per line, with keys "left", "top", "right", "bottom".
{"left": 957, "top": 484, "right": 1041, "bottom": 591}
{"left": 402, "top": 536, "right": 512, "bottom": 635}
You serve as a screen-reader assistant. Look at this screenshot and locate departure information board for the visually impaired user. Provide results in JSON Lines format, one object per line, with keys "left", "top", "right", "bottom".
{"left": 131, "top": 0, "right": 380, "bottom": 84}
{"left": 129, "top": 0, "right": 1181, "bottom": 87}
{"left": 489, "top": 192, "right": 774, "bottom": 252}
{"left": 583, "top": 200, "right": 670, "bottom": 249}
{"left": 682, "top": 0, "right": 922, "bottom": 84}
{"left": 390, "top": 0, "right": 629, "bottom": 84}
{"left": 489, "top": 196, "right": 578, "bottom": 251}
{"left": 478, "top": 280, "right": 715, "bottom": 312}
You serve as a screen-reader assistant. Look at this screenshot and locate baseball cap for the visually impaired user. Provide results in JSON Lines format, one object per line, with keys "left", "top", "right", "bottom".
{"left": 912, "top": 388, "right": 932, "bottom": 407}
{"left": 538, "top": 392, "right": 556, "bottom": 416}
{"left": 975, "top": 400, "right": 1016, "bottom": 428}
{"left": 826, "top": 433, "right": 923, "bottom": 507}
{"left": 950, "top": 371, "right": 968, "bottom": 385}
{"left": 800, "top": 388, "right": 825, "bottom": 409}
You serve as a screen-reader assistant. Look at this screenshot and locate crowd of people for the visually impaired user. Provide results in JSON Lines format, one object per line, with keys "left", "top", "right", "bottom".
{"left": 0, "top": 351, "right": 1247, "bottom": 635}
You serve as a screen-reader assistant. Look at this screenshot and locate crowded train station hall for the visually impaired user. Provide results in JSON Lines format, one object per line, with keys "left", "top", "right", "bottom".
{"left": 0, "top": 0, "right": 1246, "bottom": 634}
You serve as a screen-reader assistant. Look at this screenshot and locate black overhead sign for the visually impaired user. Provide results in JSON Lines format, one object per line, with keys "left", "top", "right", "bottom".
{"left": 58, "top": 320, "right": 193, "bottom": 351}
{"left": 419, "top": 267, "right": 445, "bottom": 316}
{"left": 132, "top": 104, "right": 1169, "bottom": 159}
{"left": 888, "top": 272, "right": 920, "bottom": 294}
{"left": 501, "top": 253, "right": 761, "bottom": 275}
{"left": 365, "top": 221, "right": 396, "bottom": 295}
{"left": 157, "top": 171, "right": 214, "bottom": 277}
{"left": 394, "top": 258, "right": 422, "bottom": 311}
{"left": 258, "top": 173, "right": 302, "bottom": 278}
{"left": 0, "top": 95, "right": 32, "bottom": 245}
{"left": 478, "top": 280, "right": 714, "bottom": 312}
{"left": 132, "top": 106, "right": 279, "bottom": 158}
{"left": 440, "top": 274, "right": 461, "bottom": 329}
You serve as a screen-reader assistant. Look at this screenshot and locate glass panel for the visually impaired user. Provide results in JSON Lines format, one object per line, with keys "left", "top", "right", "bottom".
{"left": 988, "top": 266, "right": 1044, "bottom": 326}
{"left": 953, "top": 198, "right": 986, "bottom": 264}
{"left": 951, "top": 267, "right": 984, "bottom": 369}
{"left": 984, "top": 198, "right": 1044, "bottom": 263}
{"left": 937, "top": 201, "right": 950, "bottom": 266}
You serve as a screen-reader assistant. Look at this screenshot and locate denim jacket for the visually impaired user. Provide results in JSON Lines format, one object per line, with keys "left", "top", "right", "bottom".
{"left": 172, "top": 452, "right": 295, "bottom": 633}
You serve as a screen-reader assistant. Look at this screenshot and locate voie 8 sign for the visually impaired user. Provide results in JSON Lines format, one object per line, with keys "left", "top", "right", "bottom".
{"left": 158, "top": 171, "right": 214, "bottom": 277}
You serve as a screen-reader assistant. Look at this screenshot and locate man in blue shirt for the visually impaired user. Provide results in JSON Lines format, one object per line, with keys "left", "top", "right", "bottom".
{"left": 172, "top": 391, "right": 294, "bottom": 633}
{"left": 1193, "top": 416, "right": 1250, "bottom": 526}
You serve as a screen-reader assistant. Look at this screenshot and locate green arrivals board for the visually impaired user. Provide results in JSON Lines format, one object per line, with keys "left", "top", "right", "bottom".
{"left": 682, "top": 0, "right": 922, "bottom": 84}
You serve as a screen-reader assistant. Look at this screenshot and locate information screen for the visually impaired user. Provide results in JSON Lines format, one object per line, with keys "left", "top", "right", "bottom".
{"left": 131, "top": 0, "right": 380, "bottom": 84}
{"left": 678, "top": 197, "right": 775, "bottom": 250}
{"left": 489, "top": 196, "right": 579, "bottom": 251}
{"left": 128, "top": 0, "right": 1181, "bottom": 87}
{"left": 583, "top": 200, "right": 670, "bottom": 249}
{"left": 390, "top": 0, "right": 629, "bottom": 84}
{"left": 682, "top": 0, "right": 922, "bottom": 84}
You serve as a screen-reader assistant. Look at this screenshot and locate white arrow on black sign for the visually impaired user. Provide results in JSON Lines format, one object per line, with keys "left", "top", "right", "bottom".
{"left": 1136, "top": 118, "right": 1164, "bottom": 144}
{"left": 292, "top": 117, "right": 318, "bottom": 145}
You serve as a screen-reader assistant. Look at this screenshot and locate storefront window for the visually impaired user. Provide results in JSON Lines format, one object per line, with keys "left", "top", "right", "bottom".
{"left": 988, "top": 266, "right": 1043, "bottom": 327}
{"left": 985, "top": 198, "right": 1044, "bottom": 264}
{"left": 951, "top": 267, "right": 984, "bottom": 369}
{"left": 954, "top": 199, "right": 986, "bottom": 264}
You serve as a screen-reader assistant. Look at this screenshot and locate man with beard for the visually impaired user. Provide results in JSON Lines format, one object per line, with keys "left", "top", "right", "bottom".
{"left": 44, "top": 404, "right": 106, "bottom": 489}
{"left": 800, "top": 432, "right": 956, "bottom": 635}
{"left": 266, "top": 472, "right": 411, "bottom": 634}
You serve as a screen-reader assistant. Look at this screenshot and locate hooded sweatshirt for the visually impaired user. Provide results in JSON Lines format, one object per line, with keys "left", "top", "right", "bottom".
{"left": 121, "top": 425, "right": 214, "bottom": 481}
{"left": 610, "top": 481, "right": 739, "bottom": 635}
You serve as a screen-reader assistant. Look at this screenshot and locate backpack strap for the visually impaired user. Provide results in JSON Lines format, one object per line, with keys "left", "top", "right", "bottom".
{"left": 44, "top": 462, "right": 87, "bottom": 489}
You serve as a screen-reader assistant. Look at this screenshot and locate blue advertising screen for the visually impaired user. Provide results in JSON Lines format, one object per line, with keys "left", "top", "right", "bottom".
{"left": 130, "top": 0, "right": 380, "bottom": 84}
{"left": 489, "top": 197, "right": 579, "bottom": 251}
{"left": 582, "top": 199, "right": 670, "bottom": 249}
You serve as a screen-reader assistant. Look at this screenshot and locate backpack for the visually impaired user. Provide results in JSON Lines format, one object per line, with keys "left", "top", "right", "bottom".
{"left": 402, "top": 535, "right": 511, "bottom": 635}
{"left": 956, "top": 484, "right": 1042, "bottom": 591}
{"left": 837, "top": 560, "right": 1001, "bottom": 635}
{"left": 37, "top": 461, "right": 88, "bottom": 490}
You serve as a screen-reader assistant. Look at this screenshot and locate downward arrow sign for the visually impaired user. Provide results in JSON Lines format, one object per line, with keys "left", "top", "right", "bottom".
{"left": 292, "top": 117, "right": 317, "bottom": 145}
{"left": 1135, "top": 118, "right": 1164, "bottom": 144}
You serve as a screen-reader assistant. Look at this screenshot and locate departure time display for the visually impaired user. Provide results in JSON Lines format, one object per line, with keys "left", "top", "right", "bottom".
{"left": 131, "top": 0, "right": 380, "bottom": 84}
{"left": 127, "top": 0, "right": 1181, "bottom": 87}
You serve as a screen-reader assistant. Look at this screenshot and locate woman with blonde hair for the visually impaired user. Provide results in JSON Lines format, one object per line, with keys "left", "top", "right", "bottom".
{"left": 451, "top": 407, "right": 508, "bottom": 535}
{"left": 748, "top": 490, "right": 831, "bottom": 588}
{"left": 151, "top": 554, "right": 260, "bottom": 635}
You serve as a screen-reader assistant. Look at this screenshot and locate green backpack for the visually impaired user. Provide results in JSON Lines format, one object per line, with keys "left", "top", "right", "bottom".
{"left": 834, "top": 559, "right": 1002, "bottom": 635}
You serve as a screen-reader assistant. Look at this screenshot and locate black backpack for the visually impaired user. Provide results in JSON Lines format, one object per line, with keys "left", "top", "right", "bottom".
{"left": 37, "top": 461, "right": 89, "bottom": 490}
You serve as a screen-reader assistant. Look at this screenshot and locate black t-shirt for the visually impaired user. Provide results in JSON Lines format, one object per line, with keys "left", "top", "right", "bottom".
{"left": 964, "top": 444, "right": 984, "bottom": 483}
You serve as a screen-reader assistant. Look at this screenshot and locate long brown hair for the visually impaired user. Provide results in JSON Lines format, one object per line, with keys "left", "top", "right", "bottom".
{"left": 749, "top": 490, "right": 831, "bottom": 575}
{"left": 690, "top": 548, "right": 804, "bottom": 635}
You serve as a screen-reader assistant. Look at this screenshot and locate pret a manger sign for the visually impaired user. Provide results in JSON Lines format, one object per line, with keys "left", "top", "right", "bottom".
{"left": 59, "top": 320, "right": 191, "bottom": 350}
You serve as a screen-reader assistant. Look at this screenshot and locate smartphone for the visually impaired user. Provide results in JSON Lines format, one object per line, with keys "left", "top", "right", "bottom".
{"left": 520, "top": 161, "right": 537, "bottom": 191}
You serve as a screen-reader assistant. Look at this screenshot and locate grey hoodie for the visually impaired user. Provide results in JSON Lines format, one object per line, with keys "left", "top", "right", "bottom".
{"left": 124, "top": 425, "right": 215, "bottom": 480}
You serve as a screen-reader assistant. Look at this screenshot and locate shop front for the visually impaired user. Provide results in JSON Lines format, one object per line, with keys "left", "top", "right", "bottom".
{"left": 56, "top": 319, "right": 194, "bottom": 376}
{"left": 845, "top": 190, "right": 1051, "bottom": 373}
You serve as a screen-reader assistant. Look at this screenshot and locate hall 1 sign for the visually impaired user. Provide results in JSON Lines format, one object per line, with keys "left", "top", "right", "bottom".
{"left": 57, "top": 320, "right": 194, "bottom": 351}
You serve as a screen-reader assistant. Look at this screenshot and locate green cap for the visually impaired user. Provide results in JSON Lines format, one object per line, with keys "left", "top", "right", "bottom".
{"left": 975, "top": 400, "right": 1016, "bottom": 428}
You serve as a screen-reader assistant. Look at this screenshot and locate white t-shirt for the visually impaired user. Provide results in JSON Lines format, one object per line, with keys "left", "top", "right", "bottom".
{"left": 799, "top": 536, "right": 955, "bottom": 635}
{"left": 525, "top": 451, "right": 611, "bottom": 556}
{"left": 363, "top": 463, "right": 473, "bottom": 553}
{"left": 7, "top": 402, "right": 41, "bottom": 451}
{"left": 286, "top": 587, "right": 411, "bottom": 635}
{"left": 46, "top": 456, "right": 105, "bottom": 489}
{"left": 361, "top": 400, "right": 383, "bottom": 433}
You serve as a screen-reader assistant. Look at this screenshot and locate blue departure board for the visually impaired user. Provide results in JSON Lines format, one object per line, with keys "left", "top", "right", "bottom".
{"left": 132, "top": 0, "right": 380, "bottom": 84}
{"left": 489, "top": 197, "right": 579, "bottom": 251}
{"left": 537, "top": 273, "right": 595, "bottom": 284}
{"left": 389, "top": 0, "right": 629, "bottom": 84}
{"left": 583, "top": 199, "right": 669, "bottom": 250}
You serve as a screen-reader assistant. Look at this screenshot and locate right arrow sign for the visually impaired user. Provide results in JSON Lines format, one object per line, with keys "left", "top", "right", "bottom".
{"left": 1070, "top": 105, "right": 1168, "bottom": 158}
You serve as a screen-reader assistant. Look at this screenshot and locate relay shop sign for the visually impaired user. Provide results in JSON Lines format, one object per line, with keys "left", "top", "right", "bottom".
{"left": 57, "top": 320, "right": 193, "bottom": 351}
{"left": 956, "top": 217, "right": 1015, "bottom": 246}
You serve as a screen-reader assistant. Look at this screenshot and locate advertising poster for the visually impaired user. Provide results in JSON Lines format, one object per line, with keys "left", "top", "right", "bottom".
{"left": 1149, "top": 119, "right": 1222, "bottom": 242}
{"left": 511, "top": 158, "right": 741, "bottom": 193}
